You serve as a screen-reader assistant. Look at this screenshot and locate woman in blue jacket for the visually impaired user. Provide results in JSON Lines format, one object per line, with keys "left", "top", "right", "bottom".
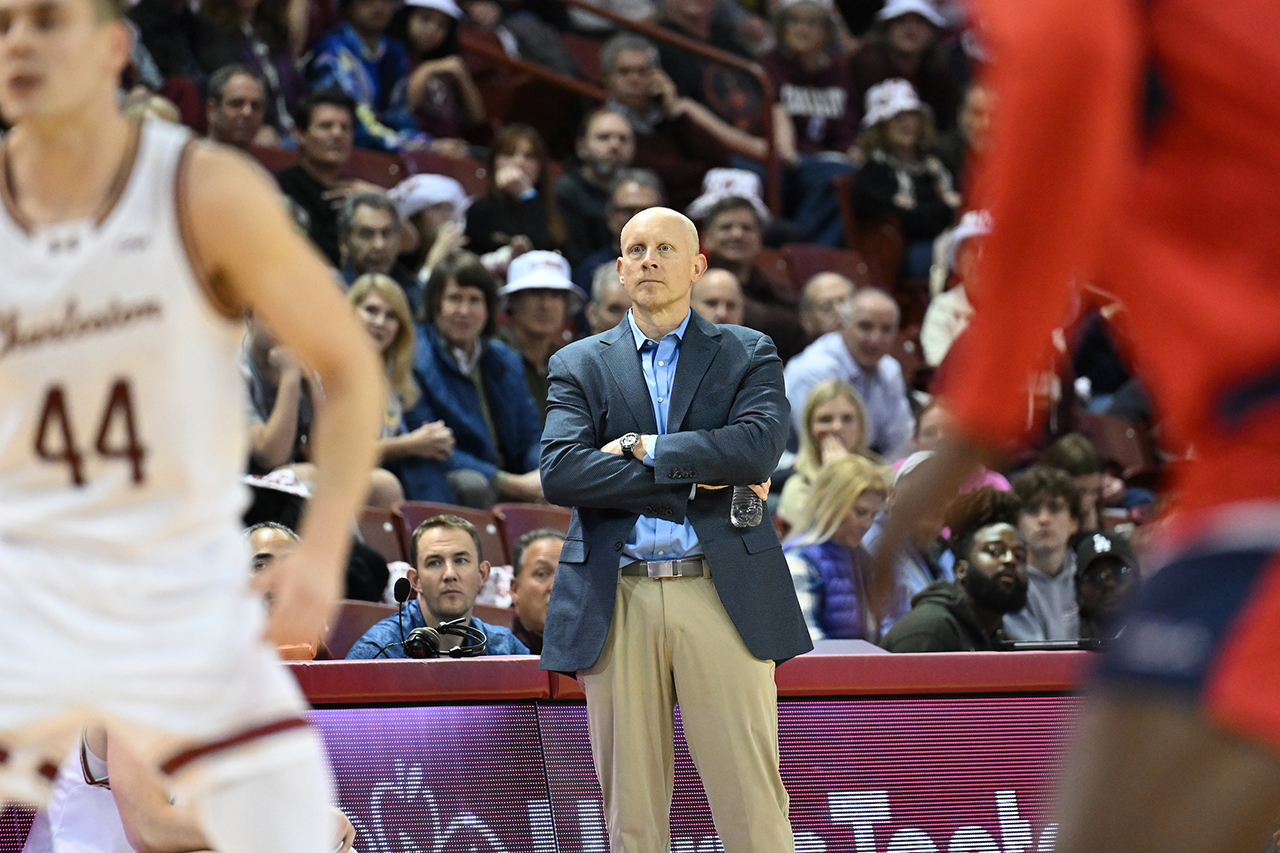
{"left": 403, "top": 250, "right": 545, "bottom": 508}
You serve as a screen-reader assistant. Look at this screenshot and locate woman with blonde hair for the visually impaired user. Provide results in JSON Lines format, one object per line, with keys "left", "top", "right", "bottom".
{"left": 348, "top": 274, "right": 455, "bottom": 467}
{"left": 778, "top": 378, "right": 873, "bottom": 526}
{"left": 783, "top": 454, "right": 890, "bottom": 642}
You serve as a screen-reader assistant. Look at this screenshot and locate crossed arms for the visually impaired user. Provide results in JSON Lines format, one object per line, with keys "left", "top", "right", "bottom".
{"left": 540, "top": 333, "right": 788, "bottom": 517}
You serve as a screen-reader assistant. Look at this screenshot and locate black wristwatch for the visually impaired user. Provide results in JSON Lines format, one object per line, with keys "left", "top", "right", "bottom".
{"left": 619, "top": 432, "right": 641, "bottom": 458}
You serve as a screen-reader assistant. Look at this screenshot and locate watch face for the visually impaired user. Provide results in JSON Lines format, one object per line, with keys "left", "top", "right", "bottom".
{"left": 621, "top": 433, "right": 638, "bottom": 452}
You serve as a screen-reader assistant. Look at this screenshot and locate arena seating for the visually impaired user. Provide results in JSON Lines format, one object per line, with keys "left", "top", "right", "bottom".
{"left": 357, "top": 507, "right": 406, "bottom": 564}
{"left": 492, "top": 503, "right": 572, "bottom": 559}
{"left": 396, "top": 501, "right": 511, "bottom": 567}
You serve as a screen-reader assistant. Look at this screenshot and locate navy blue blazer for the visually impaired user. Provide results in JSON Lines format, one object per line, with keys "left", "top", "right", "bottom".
{"left": 538, "top": 312, "right": 813, "bottom": 673}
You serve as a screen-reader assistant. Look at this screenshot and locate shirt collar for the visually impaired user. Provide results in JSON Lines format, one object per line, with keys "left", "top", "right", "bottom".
{"left": 452, "top": 340, "right": 483, "bottom": 374}
{"left": 827, "top": 332, "right": 883, "bottom": 381}
{"left": 625, "top": 308, "right": 692, "bottom": 350}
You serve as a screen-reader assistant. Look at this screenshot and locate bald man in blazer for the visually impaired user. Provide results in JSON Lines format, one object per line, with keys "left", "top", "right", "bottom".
{"left": 539, "top": 207, "right": 812, "bottom": 853}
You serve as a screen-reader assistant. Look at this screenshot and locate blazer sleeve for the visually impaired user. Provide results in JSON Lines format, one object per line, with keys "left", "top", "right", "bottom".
{"left": 540, "top": 350, "right": 692, "bottom": 517}
{"left": 653, "top": 333, "right": 790, "bottom": 487}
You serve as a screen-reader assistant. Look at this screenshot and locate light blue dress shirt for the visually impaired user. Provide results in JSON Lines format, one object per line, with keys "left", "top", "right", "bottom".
{"left": 621, "top": 309, "right": 703, "bottom": 565}
{"left": 783, "top": 332, "right": 916, "bottom": 458}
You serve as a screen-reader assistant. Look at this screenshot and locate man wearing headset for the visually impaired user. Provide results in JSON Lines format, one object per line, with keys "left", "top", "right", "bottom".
{"left": 346, "top": 515, "right": 528, "bottom": 658}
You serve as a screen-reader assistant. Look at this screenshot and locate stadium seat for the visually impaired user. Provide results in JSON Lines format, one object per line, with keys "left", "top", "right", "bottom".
{"left": 755, "top": 247, "right": 791, "bottom": 293}
{"left": 345, "top": 147, "right": 408, "bottom": 189}
{"left": 324, "top": 599, "right": 397, "bottom": 659}
{"left": 493, "top": 503, "right": 572, "bottom": 559}
{"left": 561, "top": 31, "right": 606, "bottom": 84}
{"left": 890, "top": 324, "right": 932, "bottom": 392}
{"left": 459, "top": 29, "right": 519, "bottom": 129}
{"left": 781, "top": 243, "right": 878, "bottom": 292}
{"left": 1072, "top": 410, "right": 1160, "bottom": 484}
{"left": 358, "top": 507, "right": 407, "bottom": 564}
{"left": 473, "top": 603, "right": 516, "bottom": 629}
{"left": 395, "top": 501, "right": 511, "bottom": 566}
{"left": 831, "top": 172, "right": 903, "bottom": 288}
{"left": 400, "top": 149, "right": 489, "bottom": 197}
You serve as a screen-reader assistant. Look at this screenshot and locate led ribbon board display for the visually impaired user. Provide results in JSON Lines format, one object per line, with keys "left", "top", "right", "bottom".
{"left": 0, "top": 697, "right": 1076, "bottom": 852}
{"left": 315, "top": 696, "right": 1076, "bottom": 852}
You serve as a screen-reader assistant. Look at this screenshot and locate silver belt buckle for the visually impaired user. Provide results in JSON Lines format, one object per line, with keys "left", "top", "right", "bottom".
{"left": 646, "top": 559, "right": 678, "bottom": 579}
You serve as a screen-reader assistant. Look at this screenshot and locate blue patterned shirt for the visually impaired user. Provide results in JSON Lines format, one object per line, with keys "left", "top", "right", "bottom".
{"left": 345, "top": 599, "right": 529, "bottom": 658}
{"left": 306, "top": 23, "right": 428, "bottom": 151}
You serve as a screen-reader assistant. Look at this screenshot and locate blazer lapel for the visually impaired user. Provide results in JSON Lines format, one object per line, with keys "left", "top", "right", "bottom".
{"left": 666, "top": 313, "right": 720, "bottom": 432}
{"left": 600, "top": 322, "right": 659, "bottom": 434}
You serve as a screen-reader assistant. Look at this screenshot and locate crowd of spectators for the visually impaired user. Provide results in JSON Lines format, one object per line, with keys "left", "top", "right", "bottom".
{"left": 107, "top": 0, "right": 1161, "bottom": 659}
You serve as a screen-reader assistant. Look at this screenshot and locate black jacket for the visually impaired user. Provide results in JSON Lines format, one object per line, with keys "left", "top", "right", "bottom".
{"left": 881, "top": 581, "right": 1000, "bottom": 652}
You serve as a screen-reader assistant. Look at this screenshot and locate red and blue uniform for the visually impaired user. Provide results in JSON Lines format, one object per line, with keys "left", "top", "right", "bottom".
{"left": 948, "top": 0, "right": 1280, "bottom": 750}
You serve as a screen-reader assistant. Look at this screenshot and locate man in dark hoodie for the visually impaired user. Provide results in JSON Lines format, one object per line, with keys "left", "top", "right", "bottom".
{"left": 882, "top": 488, "right": 1029, "bottom": 652}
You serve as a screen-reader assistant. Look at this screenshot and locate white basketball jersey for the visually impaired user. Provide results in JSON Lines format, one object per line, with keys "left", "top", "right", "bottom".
{"left": 0, "top": 119, "right": 250, "bottom": 561}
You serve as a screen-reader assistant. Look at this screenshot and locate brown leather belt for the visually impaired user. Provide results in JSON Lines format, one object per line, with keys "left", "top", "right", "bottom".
{"left": 620, "top": 557, "right": 711, "bottom": 579}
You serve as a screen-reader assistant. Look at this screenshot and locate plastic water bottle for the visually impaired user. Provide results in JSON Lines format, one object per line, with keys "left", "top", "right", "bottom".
{"left": 730, "top": 485, "right": 764, "bottom": 528}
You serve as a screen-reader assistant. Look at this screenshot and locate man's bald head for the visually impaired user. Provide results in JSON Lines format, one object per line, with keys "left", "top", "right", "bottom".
{"left": 617, "top": 207, "right": 707, "bottom": 327}
{"left": 800, "top": 272, "right": 855, "bottom": 337}
{"left": 621, "top": 206, "right": 700, "bottom": 252}
{"left": 691, "top": 267, "right": 745, "bottom": 325}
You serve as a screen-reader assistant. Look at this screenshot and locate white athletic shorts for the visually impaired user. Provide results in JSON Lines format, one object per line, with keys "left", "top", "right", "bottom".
{"left": 0, "top": 528, "right": 313, "bottom": 803}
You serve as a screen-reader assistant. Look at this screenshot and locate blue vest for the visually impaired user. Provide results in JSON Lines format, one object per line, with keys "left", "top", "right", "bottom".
{"left": 796, "top": 540, "right": 869, "bottom": 640}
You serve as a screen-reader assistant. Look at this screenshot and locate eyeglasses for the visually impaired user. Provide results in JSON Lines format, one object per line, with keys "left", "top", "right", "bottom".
{"left": 1081, "top": 563, "right": 1131, "bottom": 588}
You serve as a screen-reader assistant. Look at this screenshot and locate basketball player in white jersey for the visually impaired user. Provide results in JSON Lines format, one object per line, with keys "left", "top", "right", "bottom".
{"left": 0, "top": 0, "right": 383, "bottom": 849}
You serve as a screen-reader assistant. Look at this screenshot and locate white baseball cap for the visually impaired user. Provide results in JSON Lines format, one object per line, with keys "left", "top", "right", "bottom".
{"left": 862, "top": 78, "right": 926, "bottom": 127}
{"left": 685, "top": 168, "right": 771, "bottom": 225}
{"left": 405, "top": 0, "right": 463, "bottom": 18}
{"left": 876, "top": 0, "right": 946, "bottom": 28}
{"left": 945, "top": 209, "right": 993, "bottom": 268}
{"left": 499, "top": 251, "right": 587, "bottom": 313}
{"left": 388, "top": 174, "right": 469, "bottom": 223}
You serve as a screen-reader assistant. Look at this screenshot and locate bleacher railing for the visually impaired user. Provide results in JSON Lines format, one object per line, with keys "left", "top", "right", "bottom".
{"left": 461, "top": 0, "right": 782, "bottom": 215}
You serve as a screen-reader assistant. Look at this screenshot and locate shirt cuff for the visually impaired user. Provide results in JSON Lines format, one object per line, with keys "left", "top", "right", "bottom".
{"left": 641, "top": 434, "right": 657, "bottom": 467}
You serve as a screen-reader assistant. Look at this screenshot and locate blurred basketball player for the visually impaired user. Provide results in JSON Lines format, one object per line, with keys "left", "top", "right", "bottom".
{"left": 0, "top": 0, "right": 382, "bottom": 852}
{"left": 880, "top": 1, "right": 1280, "bottom": 851}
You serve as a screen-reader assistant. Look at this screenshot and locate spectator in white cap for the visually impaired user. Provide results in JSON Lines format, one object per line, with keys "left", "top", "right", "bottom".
{"left": 389, "top": 172, "right": 470, "bottom": 282}
{"left": 390, "top": 0, "right": 486, "bottom": 158}
{"left": 685, "top": 167, "right": 772, "bottom": 225}
{"left": 850, "top": 0, "right": 961, "bottom": 132}
{"left": 498, "top": 251, "right": 587, "bottom": 419}
{"left": 853, "top": 77, "right": 960, "bottom": 280}
{"left": 698, "top": 193, "right": 807, "bottom": 361}
{"left": 920, "top": 208, "right": 990, "bottom": 366}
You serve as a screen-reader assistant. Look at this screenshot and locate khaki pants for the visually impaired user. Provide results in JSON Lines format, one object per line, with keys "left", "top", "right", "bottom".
{"left": 579, "top": 575, "right": 794, "bottom": 852}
